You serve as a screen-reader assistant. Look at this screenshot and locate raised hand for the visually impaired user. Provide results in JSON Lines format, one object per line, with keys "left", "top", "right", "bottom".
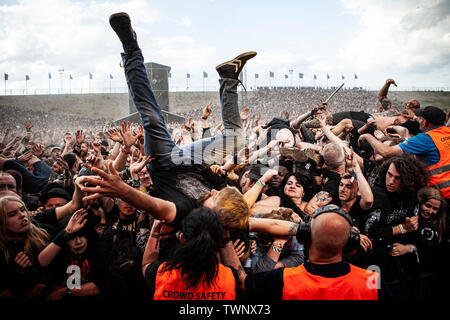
{"left": 202, "top": 101, "right": 212, "bottom": 119}
{"left": 75, "top": 130, "right": 85, "bottom": 145}
{"left": 17, "top": 151, "right": 33, "bottom": 164}
{"left": 130, "top": 153, "right": 154, "bottom": 175}
{"left": 240, "top": 107, "right": 249, "bottom": 121}
{"left": 65, "top": 209, "right": 88, "bottom": 234}
{"left": 77, "top": 161, "right": 128, "bottom": 201}
{"left": 106, "top": 127, "right": 123, "bottom": 143}
{"left": 120, "top": 121, "right": 138, "bottom": 149}
{"left": 24, "top": 120, "right": 33, "bottom": 132}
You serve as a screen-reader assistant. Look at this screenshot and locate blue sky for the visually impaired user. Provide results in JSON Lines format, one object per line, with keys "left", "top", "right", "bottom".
{"left": 0, "top": 0, "right": 449, "bottom": 93}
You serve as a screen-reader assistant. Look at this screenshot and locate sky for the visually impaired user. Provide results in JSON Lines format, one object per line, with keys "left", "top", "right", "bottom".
{"left": 0, "top": 0, "right": 449, "bottom": 94}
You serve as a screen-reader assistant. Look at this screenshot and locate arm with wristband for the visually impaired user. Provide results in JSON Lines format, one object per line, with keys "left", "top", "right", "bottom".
{"left": 38, "top": 209, "right": 88, "bottom": 267}
{"left": 243, "top": 168, "right": 278, "bottom": 208}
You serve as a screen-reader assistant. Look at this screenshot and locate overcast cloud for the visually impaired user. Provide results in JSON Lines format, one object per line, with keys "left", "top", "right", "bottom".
{"left": 0, "top": 0, "right": 448, "bottom": 93}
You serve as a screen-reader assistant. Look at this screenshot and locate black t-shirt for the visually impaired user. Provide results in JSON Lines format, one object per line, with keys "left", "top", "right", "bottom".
{"left": 364, "top": 180, "right": 418, "bottom": 244}
{"left": 347, "top": 196, "right": 370, "bottom": 232}
{"left": 150, "top": 165, "right": 224, "bottom": 229}
{"left": 322, "top": 170, "right": 341, "bottom": 205}
{"left": 332, "top": 111, "right": 372, "bottom": 125}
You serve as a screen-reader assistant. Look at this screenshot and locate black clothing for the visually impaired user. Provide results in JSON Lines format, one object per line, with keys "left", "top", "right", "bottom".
{"left": 332, "top": 111, "right": 372, "bottom": 125}
{"left": 322, "top": 170, "right": 341, "bottom": 205}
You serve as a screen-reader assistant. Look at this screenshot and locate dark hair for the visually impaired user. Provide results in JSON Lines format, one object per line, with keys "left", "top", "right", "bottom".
{"left": 377, "top": 153, "right": 430, "bottom": 192}
{"left": 161, "top": 208, "right": 223, "bottom": 289}
{"left": 5, "top": 169, "right": 22, "bottom": 191}
{"left": 278, "top": 172, "right": 311, "bottom": 221}
{"left": 281, "top": 171, "right": 313, "bottom": 201}
{"left": 62, "top": 153, "right": 77, "bottom": 171}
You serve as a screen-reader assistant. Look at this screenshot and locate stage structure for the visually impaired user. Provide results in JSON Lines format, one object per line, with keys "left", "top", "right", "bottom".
{"left": 117, "top": 61, "right": 185, "bottom": 124}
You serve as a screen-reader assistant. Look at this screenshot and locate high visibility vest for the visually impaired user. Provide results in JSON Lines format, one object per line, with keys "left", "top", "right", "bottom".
{"left": 153, "top": 263, "right": 236, "bottom": 300}
{"left": 282, "top": 263, "right": 379, "bottom": 300}
{"left": 426, "top": 126, "right": 450, "bottom": 198}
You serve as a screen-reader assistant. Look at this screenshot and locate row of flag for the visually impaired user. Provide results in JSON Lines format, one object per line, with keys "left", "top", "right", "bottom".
{"left": 262, "top": 72, "right": 358, "bottom": 80}
{"left": 171, "top": 72, "right": 359, "bottom": 80}
{"left": 5, "top": 71, "right": 359, "bottom": 81}
{"left": 174, "top": 72, "right": 209, "bottom": 79}
{"left": 3, "top": 72, "right": 114, "bottom": 81}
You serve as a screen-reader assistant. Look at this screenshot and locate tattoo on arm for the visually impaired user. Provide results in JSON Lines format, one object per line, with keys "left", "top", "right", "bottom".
{"left": 288, "top": 223, "right": 299, "bottom": 235}
{"left": 316, "top": 191, "right": 331, "bottom": 203}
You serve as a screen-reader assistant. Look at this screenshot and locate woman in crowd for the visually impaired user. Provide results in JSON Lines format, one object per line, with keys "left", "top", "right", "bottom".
{"left": 250, "top": 172, "right": 312, "bottom": 221}
{"left": 0, "top": 195, "right": 50, "bottom": 298}
{"left": 38, "top": 209, "right": 102, "bottom": 300}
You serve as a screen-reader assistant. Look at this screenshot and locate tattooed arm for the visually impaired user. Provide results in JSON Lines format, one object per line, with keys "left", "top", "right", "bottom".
{"left": 248, "top": 217, "right": 299, "bottom": 236}
{"left": 220, "top": 230, "right": 248, "bottom": 289}
{"left": 142, "top": 219, "right": 164, "bottom": 276}
{"left": 303, "top": 191, "right": 332, "bottom": 215}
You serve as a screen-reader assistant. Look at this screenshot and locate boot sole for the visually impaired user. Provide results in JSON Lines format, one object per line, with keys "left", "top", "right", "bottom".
{"left": 215, "top": 51, "right": 257, "bottom": 71}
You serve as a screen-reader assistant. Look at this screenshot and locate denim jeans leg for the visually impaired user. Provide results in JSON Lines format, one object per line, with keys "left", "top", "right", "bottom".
{"left": 179, "top": 78, "right": 245, "bottom": 165}
{"left": 122, "top": 50, "right": 182, "bottom": 171}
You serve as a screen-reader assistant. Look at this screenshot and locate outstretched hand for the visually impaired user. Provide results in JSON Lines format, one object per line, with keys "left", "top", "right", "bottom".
{"left": 77, "top": 161, "right": 129, "bottom": 201}
{"left": 65, "top": 209, "right": 88, "bottom": 234}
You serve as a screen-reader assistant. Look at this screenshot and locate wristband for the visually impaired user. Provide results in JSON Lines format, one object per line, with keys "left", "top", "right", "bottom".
{"left": 202, "top": 116, "right": 208, "bottom": 120}
{"left": 398, "top": 224, "right": 405, "bottom": 234}
{"left": 271, "top": 245, "right": 282, "bottom": 253}
{"left": 273, "top": 241, "right": 283, "bottom": 249}
{"left": 256, "top": 180, "right": 266, "bottom": 188}
{"left": 53, "top": 230, "right": 75, "bottom": 247}
{"left": 150, "top": 232, "right": 160, "bottom": 238}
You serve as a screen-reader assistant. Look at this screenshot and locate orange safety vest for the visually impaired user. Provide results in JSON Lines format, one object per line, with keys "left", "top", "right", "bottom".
{"left": 282, "top": 263, "right": 379, "bottom": 300}
{"left": 153, "top": 263, "right": 236, "bottom": 300}
{"left": 426, "top": 126, "right": 450, "bottom": 198}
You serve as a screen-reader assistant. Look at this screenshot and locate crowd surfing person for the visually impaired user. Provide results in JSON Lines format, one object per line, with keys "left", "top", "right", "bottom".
{"left": 0, "top": 11, "right": 449, "bottom": 302}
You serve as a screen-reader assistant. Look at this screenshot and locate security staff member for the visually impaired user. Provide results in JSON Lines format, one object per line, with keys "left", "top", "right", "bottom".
{"left": 142, "top": 207, "right": 240, "bottom": 300}
{"left": 359, "top": 106, "right": 449, "bottom": 199}
{"left": 224, "top": 205, "right": 390, "bottom": 300}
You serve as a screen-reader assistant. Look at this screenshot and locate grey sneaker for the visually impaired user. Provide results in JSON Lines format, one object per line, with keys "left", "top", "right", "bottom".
{"left": 215, "top": 51, "right": 257, "bottom": 79}
{"left": 109, "top": 12, "right": 139, "bottom": 53}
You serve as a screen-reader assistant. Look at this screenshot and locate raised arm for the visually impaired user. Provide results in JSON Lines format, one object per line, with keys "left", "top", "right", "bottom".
{"left": 77, "top": 161, "right": 177, "bottom": 223}
{"left": 378, "top": 78, "right": 397, "bottom": 100}
{"left": 38, "top": 209, "right": 87, "bottom": 267}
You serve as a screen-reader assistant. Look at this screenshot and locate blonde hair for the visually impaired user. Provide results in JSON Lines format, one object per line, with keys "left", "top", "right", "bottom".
{"left": 214, "top": 186, "right": 249, "bottom": 230}
{"left": 0, "top": 196, "right": 50, "bottom": 263}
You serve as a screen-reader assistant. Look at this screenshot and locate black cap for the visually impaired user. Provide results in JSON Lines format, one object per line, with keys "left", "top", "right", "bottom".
{"left": 40, "top": 187, "right": 71, "bottom": 204}
{"left": 415, "top": 106, "right": 446, "bottom": 125}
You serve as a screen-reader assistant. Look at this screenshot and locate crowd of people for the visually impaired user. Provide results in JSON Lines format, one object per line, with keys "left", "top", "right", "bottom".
{"left": 0, "top": 12, "right": 449, "bottom": 303}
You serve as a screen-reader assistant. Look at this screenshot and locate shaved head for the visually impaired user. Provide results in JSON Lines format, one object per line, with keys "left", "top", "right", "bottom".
{"left": 311, "top": 212, "right": 350, "bottom": 259}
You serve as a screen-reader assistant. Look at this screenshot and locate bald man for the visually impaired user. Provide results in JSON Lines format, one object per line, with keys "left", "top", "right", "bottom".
{"left": 224, "top": 205, "right": 391, "bottom": 300}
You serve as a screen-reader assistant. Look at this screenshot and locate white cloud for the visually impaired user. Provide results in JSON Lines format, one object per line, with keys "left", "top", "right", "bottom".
{"left": 0, "top": 0, "right": 160, "bottom": 91}
{"left": 338, "top": 0, "right": 450, "bottom": 87}
{"left": 176, "top": 16, "right": 192, "bottom": 27}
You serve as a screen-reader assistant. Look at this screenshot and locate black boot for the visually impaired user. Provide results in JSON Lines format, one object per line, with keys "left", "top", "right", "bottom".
{"left": 215, "top": 51, "right": 257, "bottom": 79}
{"left": 109, "top": 12, "right": 139, "bottom": 53}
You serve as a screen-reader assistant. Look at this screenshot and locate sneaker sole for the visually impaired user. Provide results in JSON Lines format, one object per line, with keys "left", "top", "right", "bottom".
{"left": 109, "top": 12, "right": 130, "bottom": 24}
{"left": 215, "top": 51, "right": 257, "bottom": 71}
